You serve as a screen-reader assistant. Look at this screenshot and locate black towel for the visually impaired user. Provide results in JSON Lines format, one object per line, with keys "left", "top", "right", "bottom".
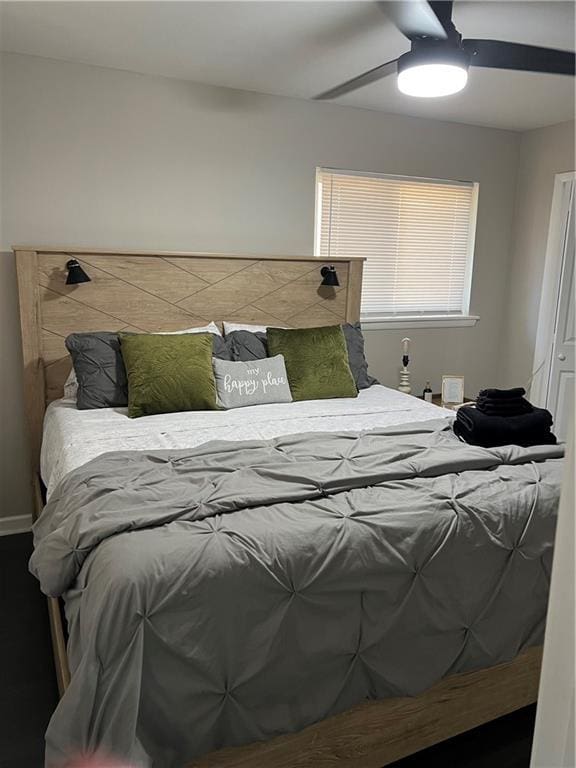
{"left": 476, "top": 396, "right": 533, "bottom": 416}
{"left": 454, "top": 405, "right": 555, "bottom": 448}
{"left": 453, "top": 420, "right": 557, "bottom": 448}
{"left": 477, "top": 387, "right": 526, "bottom": 400}
{"left": 457, "top": 405, "right": 552, "bottom": 432}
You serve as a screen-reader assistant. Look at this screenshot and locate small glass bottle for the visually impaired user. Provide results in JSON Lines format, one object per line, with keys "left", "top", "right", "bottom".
{"left": 423, "top": 381, "right": 433, "bottom": 402}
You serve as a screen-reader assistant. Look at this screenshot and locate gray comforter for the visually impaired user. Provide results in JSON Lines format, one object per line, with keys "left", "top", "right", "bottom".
{"left": 30, "top": 418, "right": 563, "bottom": 768}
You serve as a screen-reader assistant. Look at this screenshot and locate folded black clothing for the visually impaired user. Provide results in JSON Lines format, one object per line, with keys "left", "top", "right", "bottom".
{"left": 475, "top": 396, "right": 533, "bottom": 416}
{"left": 457, "top": 405, "right": 552, "bottom": 432}
{"left": 476, "top": 394, "right": 531, "bottom": 406}
{"left": 453, "top": 419, "right": 556, "bottom": 448}
{"left": 476, "top": 405, "right": 533, "bottom": 417}
{"left": 477, "top": 387, "right": 526, "bottom": 400}
{"left": 454, "top": 405, "right": 555, "bottom": 448}
{"left": 476, "top": 397, "right": 532, "bottom": 413}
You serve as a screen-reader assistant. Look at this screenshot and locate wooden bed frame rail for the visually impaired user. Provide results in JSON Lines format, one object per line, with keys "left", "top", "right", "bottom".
{"left": 190, "top": 646, "right": 542, "bottom": 768}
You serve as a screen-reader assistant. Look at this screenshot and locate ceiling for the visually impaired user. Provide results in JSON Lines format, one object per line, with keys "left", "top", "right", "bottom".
{"left": 1, "top": 1, "right": 574, "bottom": 131}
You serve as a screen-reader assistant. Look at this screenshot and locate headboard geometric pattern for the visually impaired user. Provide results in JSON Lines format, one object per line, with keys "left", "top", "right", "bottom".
{"left": 15, "top": 247, "right": 364, "bottom": 475}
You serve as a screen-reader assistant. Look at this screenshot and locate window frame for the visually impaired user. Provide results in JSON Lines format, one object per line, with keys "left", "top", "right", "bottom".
{"left": 314, "top": 167, "right": 480, "bottom": 329}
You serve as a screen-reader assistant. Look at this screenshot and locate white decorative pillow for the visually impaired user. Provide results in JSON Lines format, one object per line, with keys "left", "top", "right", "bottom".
{"left": 213, "top": 355, "right": 293, "bottom": 409}
{"left": 63, "top": 368, "right": 78, "bottom": 401}
{"left": 161, "top": 321, "right": 222, "bottom": 336}
{"left": 63, "top": 322, "right": 222, "bottom": 402}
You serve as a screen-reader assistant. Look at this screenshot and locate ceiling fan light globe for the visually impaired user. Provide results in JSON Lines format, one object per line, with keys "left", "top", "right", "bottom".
{"left": 397, "top": 63, "right": 468, "bottom": 98}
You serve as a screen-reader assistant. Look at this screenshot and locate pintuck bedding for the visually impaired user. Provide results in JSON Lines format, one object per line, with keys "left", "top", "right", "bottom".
{"left": 32, "top": 386, "right": 564, "bottom": 768}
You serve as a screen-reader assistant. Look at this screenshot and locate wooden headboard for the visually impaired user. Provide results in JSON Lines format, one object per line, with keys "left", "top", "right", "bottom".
{"left": 14, "top": 246, "right": 364, "bottom": 478}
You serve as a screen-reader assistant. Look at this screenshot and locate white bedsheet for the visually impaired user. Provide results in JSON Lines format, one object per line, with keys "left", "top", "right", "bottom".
{"left": 41, "top": 385, "right": 453, "bottom": 498}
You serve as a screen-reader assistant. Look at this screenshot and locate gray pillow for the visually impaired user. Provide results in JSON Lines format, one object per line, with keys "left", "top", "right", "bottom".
{"left": 226, "top": 323, "right": 378, "bottom": 389}
{"left": 66, "top": 332, "right": 128, "bottom": 410}
{"left": 342, "top": 322, "right": 379, "bottom": 390}
{"left": 228, "top": 330, "right": 268, "bottom": 362}
{"left": 66, "top": 332, "right": 232, "bottom": 410}
{"left": 213, "top": 355, "right": 293, "bottom": 409}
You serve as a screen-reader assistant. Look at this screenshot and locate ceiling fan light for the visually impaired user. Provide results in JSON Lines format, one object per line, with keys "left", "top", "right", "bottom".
{"left": 398, "top": 63, "right": 468, "bottom": 97}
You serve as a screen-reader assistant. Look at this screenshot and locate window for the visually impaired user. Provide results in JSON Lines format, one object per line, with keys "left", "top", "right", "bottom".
{"left": 315, "top": 169, "right": 479, "bottom": 326}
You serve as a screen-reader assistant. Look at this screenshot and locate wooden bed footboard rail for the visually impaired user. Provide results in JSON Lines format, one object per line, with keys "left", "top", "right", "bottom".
{"left": 190, "top": 646, "right": 542, "bottom": 768}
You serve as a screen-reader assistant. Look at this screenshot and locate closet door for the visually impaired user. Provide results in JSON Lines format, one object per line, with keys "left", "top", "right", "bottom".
{"left": 547, "top": 180, "right": 575, "bottom": 442}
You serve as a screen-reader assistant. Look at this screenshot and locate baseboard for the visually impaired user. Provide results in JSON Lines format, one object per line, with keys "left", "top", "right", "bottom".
{"left": 0, "top": 514, "right": 33, "bottom": 536}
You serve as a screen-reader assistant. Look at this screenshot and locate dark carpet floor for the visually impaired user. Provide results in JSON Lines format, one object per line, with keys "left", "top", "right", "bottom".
{"left": 0, "top": 532, "right": 59, "bottom": 768}
{"left": 0, "top": 532, "right": 536, "bottom": 768}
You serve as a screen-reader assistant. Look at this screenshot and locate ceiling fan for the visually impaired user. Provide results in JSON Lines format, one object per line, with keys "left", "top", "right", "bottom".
{"left": 316, "top": 0, "right": 575, "bottom": 100}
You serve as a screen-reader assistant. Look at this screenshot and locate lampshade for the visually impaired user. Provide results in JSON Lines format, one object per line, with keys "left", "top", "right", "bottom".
{"left": 66, "top": 259, "right": 91, "bottom": 285}
{"left": 398, "top": 63, "right": 468, "bottom": 97}
{"left": 397, "top": 46, "right": 470, "bottom": 98}
{"left": 320, "top": 265, "right": 339, "bottom": 287}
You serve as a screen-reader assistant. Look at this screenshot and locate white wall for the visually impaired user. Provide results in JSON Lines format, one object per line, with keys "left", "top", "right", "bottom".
{"left": 0, "top": 52, "right": 521, "bottom": 521}
{"left": 500, "top": 120, "right": 575, "bottom": 388}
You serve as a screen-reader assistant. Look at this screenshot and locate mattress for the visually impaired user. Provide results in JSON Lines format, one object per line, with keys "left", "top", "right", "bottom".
{"left": 41, "top": 384, "right": 452, "bottom": 495}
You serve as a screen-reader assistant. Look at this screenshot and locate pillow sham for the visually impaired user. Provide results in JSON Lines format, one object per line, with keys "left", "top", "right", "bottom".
{"left": 213, "top": 355, "right": 292, "bottom": 409}
{"left": 66, "top": 326, "right": 230, "bottom": 409}
{"left": 226, "top": 322, "right": 378, "bottom": 389}
{"left": 161, "top": 321, "right": 222, "bottom": 336}
{"left": 63, "top": 367, "right": 78, "bottom": 401}
{"left": 65, "top": 332, "right": 128, "bottom": 410}
{"left": 267, "top": 325, "right": 357, "bottom": 401}
{"left": 342, "top": 322, "right": 379, "bottom": 390}
{"left": 120, "top": 333, "right": 218, "bottom": 418}
{"left": 227, "top": 330, "right": 268, "bottom": 362}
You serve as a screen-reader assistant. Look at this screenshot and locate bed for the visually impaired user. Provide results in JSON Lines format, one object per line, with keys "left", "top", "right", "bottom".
{"left": 15, "top": 247, "right": 562, "bottom": 768}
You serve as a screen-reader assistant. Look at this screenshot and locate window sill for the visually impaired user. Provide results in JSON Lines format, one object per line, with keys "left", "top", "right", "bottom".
{"left": 360, "top": 315, "right": 480, "bottom": 330}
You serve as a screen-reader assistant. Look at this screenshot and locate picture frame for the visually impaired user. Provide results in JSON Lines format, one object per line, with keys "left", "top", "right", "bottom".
{"left": 441, "top": 375, "right": 465, "bottom": 406}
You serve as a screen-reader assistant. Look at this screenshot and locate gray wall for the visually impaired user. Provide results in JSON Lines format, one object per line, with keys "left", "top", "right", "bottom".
{"left": 1, "top": 52, "right": 521, "bottom": 521}
{"left": 500, "top": 120, "right": 575, "bottom": 388}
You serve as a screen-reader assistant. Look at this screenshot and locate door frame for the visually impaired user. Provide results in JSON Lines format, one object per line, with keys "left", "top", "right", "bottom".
{"left": 530, "top": 171, "right": 575, "bottom": 408}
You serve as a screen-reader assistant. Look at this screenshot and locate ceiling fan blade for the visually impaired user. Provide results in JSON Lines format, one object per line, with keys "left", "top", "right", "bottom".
{"left": 314, "top": 58, "right": 398, "bottom": 100}
{"left": 377, "top": 0, "right": 448, "bottom": 41}
{"left": 463, "top": 39, "right": 575, "bottom": 76}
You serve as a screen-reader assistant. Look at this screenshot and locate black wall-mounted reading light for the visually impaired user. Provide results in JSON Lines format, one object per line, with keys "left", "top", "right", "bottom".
{"left": 66, "top": 259, "right": 91, "bottom": 285}
{"left": 320, "top": 265, "right": 339, "bottom": 287}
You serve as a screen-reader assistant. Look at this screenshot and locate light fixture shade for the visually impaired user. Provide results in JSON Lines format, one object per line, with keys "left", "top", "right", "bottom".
{"left": 66, "top": 259, "right": 91, "bottom": 285}
{"left": 397, "top": 46, "right": 470, "bottom": 98}
{"left": 398, "top": 63, "right": 468, "bottom": 97}
{"left": 320, "top": 265, "right": 339, "bottom": 287}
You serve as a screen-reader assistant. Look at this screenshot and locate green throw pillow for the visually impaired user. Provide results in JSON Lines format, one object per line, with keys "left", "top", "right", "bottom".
{"left": 267, "top": 325, "right": 358, "bottom": 401}
{"left": 120, "top": 333, "right": 218, "bottom": 418}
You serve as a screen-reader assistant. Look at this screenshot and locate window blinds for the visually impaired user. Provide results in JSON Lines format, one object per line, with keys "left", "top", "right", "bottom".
{"left": 316, "top": 170, "right": 477, "bottom": 318}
